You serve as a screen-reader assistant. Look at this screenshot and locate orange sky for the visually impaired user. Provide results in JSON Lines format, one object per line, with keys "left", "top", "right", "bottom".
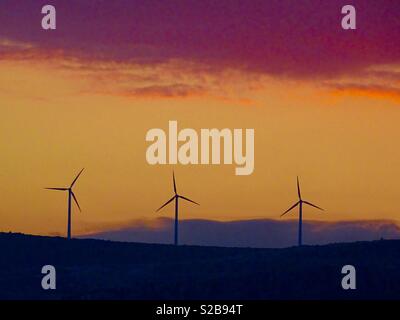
{"left": 1, "top": 53, "right": 400, "bottom": 236}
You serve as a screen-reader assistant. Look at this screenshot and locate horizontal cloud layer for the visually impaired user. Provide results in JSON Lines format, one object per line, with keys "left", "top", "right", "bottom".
{"left": 83, "top": 218, "right": 400, "bottom": 248}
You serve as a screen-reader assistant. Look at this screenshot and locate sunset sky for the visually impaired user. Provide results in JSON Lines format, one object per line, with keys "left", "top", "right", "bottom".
{"left": 1, "top": 0, "right": 400, "bottom": 237}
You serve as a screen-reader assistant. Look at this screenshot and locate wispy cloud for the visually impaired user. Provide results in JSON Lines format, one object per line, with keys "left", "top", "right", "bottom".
{"left": 331, "top": 83, "right": 400, "bottom": 101}
{"left": 119, "top": 84, "right": 205, "bottom": 98}
{"left": 324, "top": 64, "right": 400, "bottom": 101}
{"left": 0, "top": 38, "right": 34, "bottom": 50}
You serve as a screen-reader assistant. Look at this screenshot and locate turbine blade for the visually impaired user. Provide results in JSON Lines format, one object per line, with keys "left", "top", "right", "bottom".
{"left": 179, "top": 195, "right": 199, "bottom": 206}
{"left": 173, "top": 171, "right": 177, "bottom": 194}
{"left": 303, "top": 200, "right": 324, "bottom": 211}
{"left": 70, "top": 168, "right": 84, "bottom": 188}
{"left": 281, "top": 201, "right": 300, "bottom": 217}
{"left": 297, "top": 176, "right": 301, "bottom": 199}
{"left": 71, "top": 191, "right": 81, "bottom": 212}
{"left": 156, "top": 196, "right": 175, "bottom": 212}
{"left": 45, "top": 187, "right": 68, "bottom": 191}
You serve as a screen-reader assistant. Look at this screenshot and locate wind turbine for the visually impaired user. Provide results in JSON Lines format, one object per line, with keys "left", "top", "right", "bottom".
{"left": 281, "top": 177, "right": 324, "bottom": 246}
{"left": 156, "top": 172, "right": 199, "bottom": 246}
{"left": 45, "top": 168, "right": 84, "bottom": 240}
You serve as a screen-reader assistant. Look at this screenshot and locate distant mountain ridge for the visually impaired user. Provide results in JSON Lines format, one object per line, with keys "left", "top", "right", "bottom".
{"left": 82, "top": 217, "right": 400, "bottom": 248}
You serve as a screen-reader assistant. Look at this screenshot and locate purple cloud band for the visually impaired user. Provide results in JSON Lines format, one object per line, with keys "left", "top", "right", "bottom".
{"left": 1, "top": 0, "right": 399, "bottom": 79}
{"left": 82, "top": 218, "right": 400, "bottom": 248}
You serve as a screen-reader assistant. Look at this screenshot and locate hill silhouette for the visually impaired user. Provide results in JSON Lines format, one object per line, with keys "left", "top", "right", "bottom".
{"left": 1, "top": 232, "right": 399, "bottom": 300}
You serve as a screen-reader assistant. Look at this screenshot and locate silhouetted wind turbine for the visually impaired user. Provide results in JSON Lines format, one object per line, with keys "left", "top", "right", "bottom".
{"left": 281, "top": 177, "right": 324, "bottom": 246}
{"left": 45, "top": 168, "right": 84, "bottom": 240}
{"left": 156, "top": 172, "right": 199, "bottom": 246}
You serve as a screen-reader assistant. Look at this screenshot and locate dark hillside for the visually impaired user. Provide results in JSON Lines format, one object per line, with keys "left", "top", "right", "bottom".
{"left": 0, "top": 233, "right": 399, "bottom": 300}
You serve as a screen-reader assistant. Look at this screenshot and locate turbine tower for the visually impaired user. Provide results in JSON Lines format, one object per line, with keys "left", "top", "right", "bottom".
{"left": 156, "top": 171, "right": 199, "bottom": 246}
{"left": 45, "top": 168, "right": 84, "bottom": 240}
{"left": 281, "top": 177, "right": 324, "bottom": 246}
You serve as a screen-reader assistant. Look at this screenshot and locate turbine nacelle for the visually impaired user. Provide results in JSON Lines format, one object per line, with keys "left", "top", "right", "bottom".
{"left": 281, "top": 176, "right": 324, "bottom": 217}
{"left": 156, "top": 171, "right": 199, "bottom": 246}
{"left": 45, "top": 168, "right": 84, "bottom": 212}
{"left": 156, "top": 171, "right": 199, "bottom": 212}
{"left": 45, "top": 168, "right": 84, "bottom": 240}
{"left": 280, "top": 176, "right": 324, "bottom": 246}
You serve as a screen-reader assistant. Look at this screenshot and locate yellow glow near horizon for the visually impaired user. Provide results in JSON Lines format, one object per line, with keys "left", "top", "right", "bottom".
{"left": 1, "top": 56, "right": 400, "bottom": 236}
